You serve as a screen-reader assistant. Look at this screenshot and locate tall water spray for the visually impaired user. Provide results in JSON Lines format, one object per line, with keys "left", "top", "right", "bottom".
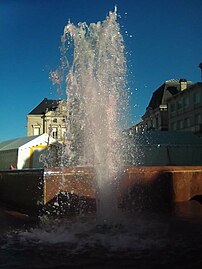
{"left": 52, "top": 7, "right": 127, "bottom": 223}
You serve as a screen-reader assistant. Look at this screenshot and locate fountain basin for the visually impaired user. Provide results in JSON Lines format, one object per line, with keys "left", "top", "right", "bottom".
{"left": 0, "top": 166, "right": 202, "bottom": 215}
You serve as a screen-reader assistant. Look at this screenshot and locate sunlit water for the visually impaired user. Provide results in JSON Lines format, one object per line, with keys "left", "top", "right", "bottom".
{"left": 50, "top": 7, "right": 128, "bottom": 224}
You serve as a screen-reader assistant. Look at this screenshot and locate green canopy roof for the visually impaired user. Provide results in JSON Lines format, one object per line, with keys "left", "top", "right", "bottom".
{"left": 0, "top": 136, "right": 39, "bottom": 151}
{"left": 129, "top": 131, "right": 202, "bottom": 146}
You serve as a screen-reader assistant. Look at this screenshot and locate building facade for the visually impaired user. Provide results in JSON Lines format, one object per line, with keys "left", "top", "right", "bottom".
{"left": 168, "top": 82, "right": 202, "bottom": 136}
{"left": 27, "top": 98, "right": 68, "bottom": 143}
{"left": 134, "top": 79, "right": 194, "bottom": 133}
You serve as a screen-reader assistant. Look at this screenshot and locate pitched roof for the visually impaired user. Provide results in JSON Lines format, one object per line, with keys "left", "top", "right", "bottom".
{"left": 147, "top": 81, "right": 180, "bottom": 110}
{"left": 187, "top": 82, "right": 202, "bottom": 90}
{"left": 28, "top": 98, "right": 60, "bottom": 115}
{"left": 0, "top": 136, "right": 38, "bottom": 151}
{"left": 147, "top": 83, "right": 165, "bottom": 109}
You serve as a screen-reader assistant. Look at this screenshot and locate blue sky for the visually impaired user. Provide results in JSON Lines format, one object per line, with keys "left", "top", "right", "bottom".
{"left": 0, "top": 0, "right": 202, "bottom": 141}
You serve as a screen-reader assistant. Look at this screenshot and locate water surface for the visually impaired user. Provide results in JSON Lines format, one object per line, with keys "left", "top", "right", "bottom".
{"left": 1, "top": 202, "right": 202, "bottom": 269}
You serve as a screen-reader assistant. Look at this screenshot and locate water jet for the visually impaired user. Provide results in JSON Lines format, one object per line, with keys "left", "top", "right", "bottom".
{"left": 0, "top": 8, "right": 202, "bottom": 223}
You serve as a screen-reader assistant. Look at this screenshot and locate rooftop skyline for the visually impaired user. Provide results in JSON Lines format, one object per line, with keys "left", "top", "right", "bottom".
{"left": 1, "top": 0, "right": 202, "bottom": 141}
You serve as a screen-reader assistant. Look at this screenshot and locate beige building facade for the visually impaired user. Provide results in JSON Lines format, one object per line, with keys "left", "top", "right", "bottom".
{"left": 138, "top": 79, "right": 193, "bottom": 132}
{"left": 168, "top": 82, "right": 202, "bottom": 136}
{"left": 132, "top": 79, "right": 202, "bottom": 137}
{"left": 27, "top": 98, "right": 68, "bottom": 143}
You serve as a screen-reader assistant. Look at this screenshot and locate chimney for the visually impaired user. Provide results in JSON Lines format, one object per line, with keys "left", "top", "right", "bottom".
{"left": 179, "top": 79, "right": 187, "bottom": 91}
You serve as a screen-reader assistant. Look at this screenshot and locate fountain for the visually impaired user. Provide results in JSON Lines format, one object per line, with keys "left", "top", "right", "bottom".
{"left": 1, "top": 8, "right": 202, "bottom": 269}
{"left": 50, "top": 6, "right": 128, "bottom": 224}
{"left": 0, "top": 7, "right": 202, "bottom": 222}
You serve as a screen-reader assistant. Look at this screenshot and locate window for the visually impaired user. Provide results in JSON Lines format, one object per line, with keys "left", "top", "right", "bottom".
{"left": 171, "top": 122, "right": 176, "bottom": 130}
{"left": 195, "top": 114, "right": 202, "bottom": 125}
{"left": 61, "top": 128, "right": 66, "bottom": 140}
{"left": 177, "top": 99, "right": 183, "bottom": 110}
{"left": 155, "top": 116, "right": 159, "bottom": 129}
{"left": 184, "top": 118, "right": 190, "bottom": 128}
{"left": 52, "top": 127, "right": 58, "bottom": 139}
{"left": 33, "top": 127, "right": 40, "bottom": 135}
{"left": 170, "top": 103, "right": 175, "bottom": 113}
{"left": 177, "top": 120, "right": 183, "bottom": 129}
{"left": 53, "top": 118, "right": 57, "bottom": 123}
{"left": 194, "top": 92, "right": 200, "bottom": 105}
{"left": 183, "top": 96, "right": 189, "bottom": 108}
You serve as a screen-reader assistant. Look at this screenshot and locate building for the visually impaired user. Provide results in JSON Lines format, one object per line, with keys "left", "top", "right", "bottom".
{"left": 27, "top": 98, "right": 68, "bottom": 143}
{"left": 168, "top": 82, "right": 202, "bottom": 136}
{"left": 132, "top": 78, "right": 202, "bottom": 137}
{"left": 138, "top": 79, "right": 193, "bottom": 132}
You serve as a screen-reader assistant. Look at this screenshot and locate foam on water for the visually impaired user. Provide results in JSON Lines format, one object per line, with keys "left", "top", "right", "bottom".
{"left": 4, "top": 214, "right": 171, "bottom": 254}
{"left": 2, "top": 213, "right": 202, "bottom": 268}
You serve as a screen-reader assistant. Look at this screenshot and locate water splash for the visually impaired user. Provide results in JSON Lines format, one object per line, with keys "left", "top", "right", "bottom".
{"left": 51, "top": 8, "right": 128, "bottom": 224}
{"left": 13, "top": 215, "right": 170, "bottom": 252}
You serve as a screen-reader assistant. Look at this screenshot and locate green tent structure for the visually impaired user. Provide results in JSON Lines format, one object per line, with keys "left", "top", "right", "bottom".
{"left": 124, "top": 131, "right": 202, "bottom": 166}
{"left": 0, "top": 134, "right": 57, "bottom": 170}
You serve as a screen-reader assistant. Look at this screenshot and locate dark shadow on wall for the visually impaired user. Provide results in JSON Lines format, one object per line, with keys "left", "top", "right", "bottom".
{"left": 38, "top": 170, "right": 176, "bottom": 216}
{"left": 0, "top": 169, "right": 44, "bottom": 215}
{"left": 1, "top": 168, "right": 194, "bottom": 217}
{"left": 190, "top": 195, "right": 202, "bottom": 204}
{"left": 119, "top": 171, "right": 175, "bottom": 213}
